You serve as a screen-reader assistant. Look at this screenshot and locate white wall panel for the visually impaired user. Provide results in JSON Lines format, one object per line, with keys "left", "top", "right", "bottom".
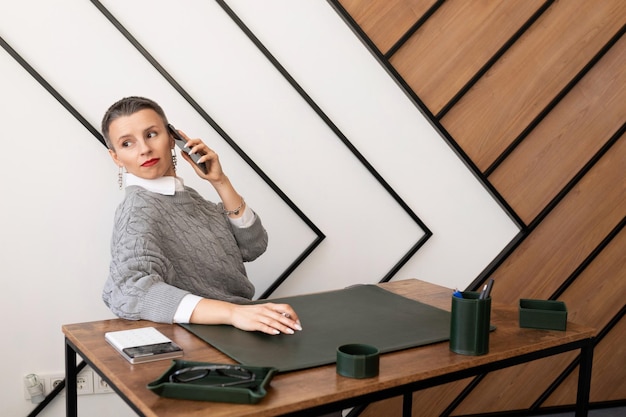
{"left": 0, "top": 0, "right": 317, "bottom": 298}
{"left": 98, "top": 0, "right": 426, "bottom": 295}
{"left": 222, "top": 0, "right": 520, "bottom": 290}
{"left": 1, "top": 1, "right": 519, "bottom": 415}
{"left": 0, "top": 12, "right": 133, "bottom": 414}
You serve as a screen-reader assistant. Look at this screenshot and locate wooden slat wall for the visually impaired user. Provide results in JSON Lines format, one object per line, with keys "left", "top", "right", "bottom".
{"left": 389, "top": 0, "right": 545, "bottom": 116}
{"left": 336, "top": 0, "right": 626, "bottom": 415}
{"left": 490, "top": 34, "right": 626, "bottom": 223}
{"left": 441, "top": 0, "right": 625, "bottom": 171}
{"left": 340, "top": 0, "right": 438, "bottom": 54}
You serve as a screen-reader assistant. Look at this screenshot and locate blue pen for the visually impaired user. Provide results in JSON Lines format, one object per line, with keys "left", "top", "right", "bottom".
{"left": 453, "top": 288, "right": 463, "bottom": 298}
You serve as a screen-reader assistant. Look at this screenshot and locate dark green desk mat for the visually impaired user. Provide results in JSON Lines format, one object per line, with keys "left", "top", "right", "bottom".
{"left": 180, "top": 284, "right": 451, "bottom": 372}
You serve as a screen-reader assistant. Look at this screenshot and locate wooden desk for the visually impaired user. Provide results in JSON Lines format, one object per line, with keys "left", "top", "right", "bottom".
{"left": 62, "top": 279, "right": 595, "bottom": 417}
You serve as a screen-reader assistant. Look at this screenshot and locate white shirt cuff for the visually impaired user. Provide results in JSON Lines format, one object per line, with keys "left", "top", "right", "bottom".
{"left": 228, "top": 205, "right": 255, "bottom": 228}
{"left": 173, "top": 294, "right": 203, "bottom": 323}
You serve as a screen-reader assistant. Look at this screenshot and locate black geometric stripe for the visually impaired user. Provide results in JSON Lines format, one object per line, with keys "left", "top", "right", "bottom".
{"left": 0, "top": 35, "right": 104, "bottom": 145}
{"left": 328, "top": 0, "right": 525, "bottom": 232}
{"left": 216, "top": 0, "right": 433, "bottom": 284}
{"left": 0, "top": 30, "right": 322, "bottom": 299}
{"left": 88, "top": 0, "right": 328, "bottom": 299}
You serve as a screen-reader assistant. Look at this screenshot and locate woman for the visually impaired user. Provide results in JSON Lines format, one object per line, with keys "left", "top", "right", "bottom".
{"left": 101, "top": 96, "right": 301, "bottom": 335}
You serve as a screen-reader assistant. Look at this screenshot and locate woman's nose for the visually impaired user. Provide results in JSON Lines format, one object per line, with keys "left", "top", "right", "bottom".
{"left": 137, "top": 139, "right": 152, "bottom": 154}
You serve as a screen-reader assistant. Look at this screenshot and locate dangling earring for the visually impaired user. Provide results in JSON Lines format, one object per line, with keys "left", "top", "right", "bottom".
{"left": 172, "top": 150, "right": 177, "bottom": 172}
{"left": 118, "top": 166, "right": 124, "bottom": 190}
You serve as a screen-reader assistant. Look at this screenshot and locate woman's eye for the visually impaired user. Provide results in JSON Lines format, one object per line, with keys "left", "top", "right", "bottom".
{"left": 121, "top": 140, "right": 131, "bottom": 147}
{"left": 147, "top": 131, "right": 157, "bottom": 139}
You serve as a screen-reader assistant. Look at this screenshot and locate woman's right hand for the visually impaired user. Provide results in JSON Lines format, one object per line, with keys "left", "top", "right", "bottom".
{"left": 190, "top": 298, "right": 302, "bottom": 335}
{"left": 230, "top": 302, "right": 302, "bottom": 335}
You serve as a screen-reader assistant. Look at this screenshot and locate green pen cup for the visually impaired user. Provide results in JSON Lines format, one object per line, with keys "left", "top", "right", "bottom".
{"left": 450, "top": 291, "right": 491, "bottom": 356}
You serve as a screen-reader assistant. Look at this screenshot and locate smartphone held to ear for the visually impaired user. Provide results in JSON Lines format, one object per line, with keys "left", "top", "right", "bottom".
{"left": 167, "top": 124, "right": 208, "bottom": 174}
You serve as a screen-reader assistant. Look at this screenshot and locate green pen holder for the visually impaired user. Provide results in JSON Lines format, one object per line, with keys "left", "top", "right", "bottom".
{"left": 519, "top": 299, "right": 567, "bottom": 331}
{"left": 450, "top": 292, "right": 491, "bottom": 356}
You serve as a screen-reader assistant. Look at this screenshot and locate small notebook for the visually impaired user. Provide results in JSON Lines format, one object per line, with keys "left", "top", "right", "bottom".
{"left": 105, "top": 327, "right": 183, "bottom": 364}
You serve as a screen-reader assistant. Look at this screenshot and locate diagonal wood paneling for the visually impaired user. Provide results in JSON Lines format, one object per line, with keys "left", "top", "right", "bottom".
{"left": 390, "top": 0, "right": 545, "bottom": 116}
{"left": 546, "top": 311, "right": 626, "bottom": 406}
{"left": 338, "top": 0, "right": 626, "bottom": 414}
{"left": 362, "top": 379, "right": 472, "bottom": 416}
{"left": 440, "top": 0, "right": 625, "bottom": 172}
{"left": 0, "top": 0, "right": 622, "bottom": 415}
{"left": 457, "top": 353, "right": 580, "bottom": 414}
{"left": 489, "top": 33, "right": 626, "bottom": 223}
{"left": 339, "top": 0, "right": 437, "bottom": 54}
{"left": 553, "top": 227, "right": 626, "bottom": 404}
{"left": 455, "top": 135, "right": 626, "bottom": 413}
{"left": 491, "top": 136, "right": 625, "bottom": 304}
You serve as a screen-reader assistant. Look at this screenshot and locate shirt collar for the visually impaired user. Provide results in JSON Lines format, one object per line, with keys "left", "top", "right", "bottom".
{"left": 124, "top": 173, "right": 184, "bottom": 195}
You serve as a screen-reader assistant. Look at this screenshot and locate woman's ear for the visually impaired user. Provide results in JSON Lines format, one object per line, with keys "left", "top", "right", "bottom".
{"left": 108, "top": 149, "right": 122, "bottom": 167}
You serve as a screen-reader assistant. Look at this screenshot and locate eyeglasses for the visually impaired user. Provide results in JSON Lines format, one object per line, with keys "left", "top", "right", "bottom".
{"left": 168, "top": 365, "right": 256, "bottom": 387}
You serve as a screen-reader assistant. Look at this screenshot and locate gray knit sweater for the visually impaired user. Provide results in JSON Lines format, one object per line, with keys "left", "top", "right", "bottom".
{"left": 102, "top": 185, "right": 268, "bottom": 323}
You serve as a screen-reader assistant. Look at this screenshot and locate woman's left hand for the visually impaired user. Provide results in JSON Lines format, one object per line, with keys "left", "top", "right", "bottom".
{"left": 174, "top": 129, "right": 245, "bottom": 217}
{"left": 176, "top": 130, "right": 226, "bottom": 183}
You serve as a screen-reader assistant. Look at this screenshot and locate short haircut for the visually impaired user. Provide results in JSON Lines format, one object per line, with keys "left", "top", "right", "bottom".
{"left": 101, "top": 96, "right": 168, "bottom": 149}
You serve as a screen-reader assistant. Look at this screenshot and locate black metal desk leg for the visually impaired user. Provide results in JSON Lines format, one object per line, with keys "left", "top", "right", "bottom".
{"left": 403, "top": 392, "right": 413, "bottom": 417}
{"left": 65, "top": 338, "right": 78, "bottom": 417}
{"left": 575, "top": 341, "right": 594, "bottom": 417}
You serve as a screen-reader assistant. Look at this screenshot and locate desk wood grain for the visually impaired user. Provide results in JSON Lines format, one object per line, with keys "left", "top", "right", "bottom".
{"left": 62, "top": 279, "right": 594, "bottom": 417}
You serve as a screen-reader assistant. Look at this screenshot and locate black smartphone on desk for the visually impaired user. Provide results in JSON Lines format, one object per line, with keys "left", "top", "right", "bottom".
{"left": 167, "top": 124, "right": 208, "bottom": 174}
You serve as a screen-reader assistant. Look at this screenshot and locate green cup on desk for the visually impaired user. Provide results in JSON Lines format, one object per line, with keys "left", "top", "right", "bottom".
{"left": 336, "top": 344, "right": 380, "bottom": 378}
{"left": 450, "top": 291, "right": 491, "bottom": 355}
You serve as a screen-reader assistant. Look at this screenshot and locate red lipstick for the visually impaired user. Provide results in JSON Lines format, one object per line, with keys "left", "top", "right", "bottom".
{"left": 142, "top": 158, "right": 159, "bottom": 167}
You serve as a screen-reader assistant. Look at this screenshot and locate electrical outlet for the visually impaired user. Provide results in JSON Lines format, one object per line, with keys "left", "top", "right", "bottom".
{"left": 92, "top": 372, "right": 114, "bottom": 394}
{"left": 48, "top": 374, "right": 65, "bottom": 395}
{"left": 24, "top": 370, "right": 95, "bottom": 400}
{"left": 76, "top": 369, "right": 94, "bottom": 395}
{"left": 49, "top": 369, "right": 93, "bottom": 396}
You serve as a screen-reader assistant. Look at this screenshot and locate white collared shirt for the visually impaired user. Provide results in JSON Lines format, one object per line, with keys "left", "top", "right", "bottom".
{"left": 125, "top": 172, "right": 180, "bottom": 195}
{"left": 124, "top": 173, "right": 255, "bottom": 323}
